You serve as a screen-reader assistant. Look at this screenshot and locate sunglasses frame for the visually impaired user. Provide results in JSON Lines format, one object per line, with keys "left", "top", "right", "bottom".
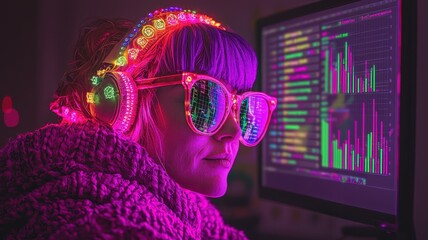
{"left": 134, "top": 72, "right": 277, "bottom": 146}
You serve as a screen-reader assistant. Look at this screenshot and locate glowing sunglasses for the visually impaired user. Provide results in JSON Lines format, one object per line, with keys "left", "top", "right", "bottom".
{"left": 134, "top": 72, "right": 277, "bottom": 147}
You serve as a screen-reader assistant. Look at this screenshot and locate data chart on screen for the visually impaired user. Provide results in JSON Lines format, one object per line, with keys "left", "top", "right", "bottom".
{"left": 261, "top": 0, "right": 399, "bottom": 213}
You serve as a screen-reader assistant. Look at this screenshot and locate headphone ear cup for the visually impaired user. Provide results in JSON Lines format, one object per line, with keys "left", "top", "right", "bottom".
{"left": 89, "top": 71, "right": 138, "bottom": 133}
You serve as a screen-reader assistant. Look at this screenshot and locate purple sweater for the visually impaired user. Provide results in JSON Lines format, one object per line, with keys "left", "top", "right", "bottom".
{"left": 0, "top": 122, "right": 247, "bottom": 239}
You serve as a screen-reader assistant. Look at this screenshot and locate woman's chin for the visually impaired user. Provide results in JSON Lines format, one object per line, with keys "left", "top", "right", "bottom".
{"left": 182, "top": 178, "right": 228, "bottom": 198}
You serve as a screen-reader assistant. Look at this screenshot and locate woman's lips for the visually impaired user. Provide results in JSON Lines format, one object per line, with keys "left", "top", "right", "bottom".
{"left": 204, "top": 154, "right": 233, "bottom": 168}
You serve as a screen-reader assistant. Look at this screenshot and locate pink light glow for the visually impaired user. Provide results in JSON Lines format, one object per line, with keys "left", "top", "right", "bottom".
{"left": 2, "top": 96, "right": 12, "bottom": 113}
{"left": 4, "top": 108, "right": 19, "bottom": 127}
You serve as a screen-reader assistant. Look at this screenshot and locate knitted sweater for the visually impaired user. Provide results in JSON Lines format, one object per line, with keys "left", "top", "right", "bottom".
{"left": 0, "top": 122, "right": 247, "bottom": 239}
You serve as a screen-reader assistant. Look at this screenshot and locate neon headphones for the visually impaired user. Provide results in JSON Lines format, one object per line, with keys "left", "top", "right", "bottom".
{"left": 56, "top": 7, "right": 225, "bottom": 133}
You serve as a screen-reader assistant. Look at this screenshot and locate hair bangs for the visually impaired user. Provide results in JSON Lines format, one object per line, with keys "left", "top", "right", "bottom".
{"left": 156, "top": 23, "right": 257, "bottom": 93}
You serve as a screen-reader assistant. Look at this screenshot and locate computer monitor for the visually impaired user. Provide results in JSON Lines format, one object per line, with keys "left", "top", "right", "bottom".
{"left": 257, "top": 0, "right": 416, "bottom": 237}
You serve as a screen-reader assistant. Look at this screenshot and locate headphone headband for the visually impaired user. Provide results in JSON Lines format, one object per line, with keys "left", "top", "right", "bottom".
{"left": 96, "top": 7, "right": 226, "bottom": 77}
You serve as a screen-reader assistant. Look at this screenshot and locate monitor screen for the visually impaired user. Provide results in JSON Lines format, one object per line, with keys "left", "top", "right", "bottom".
{"left": 258, "top": 0, "right": 416, "bottom": 233}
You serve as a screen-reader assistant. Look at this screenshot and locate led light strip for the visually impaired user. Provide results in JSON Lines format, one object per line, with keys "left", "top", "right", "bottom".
{"left": 112, "top": 72, "right": 138, "bottom": 132}
{"left": 96, "top": 7, "right": 225, "bottom": 76}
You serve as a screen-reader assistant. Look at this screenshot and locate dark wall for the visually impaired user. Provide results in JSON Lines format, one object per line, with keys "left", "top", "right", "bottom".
{"left": 413, "top": 0, "right": 428, "bottom": 238}
{"left": 1, "top": 0, "right": 427, "bottom": 239}
{"left": 1, "top": 2, "right": 39, "bottom": 145}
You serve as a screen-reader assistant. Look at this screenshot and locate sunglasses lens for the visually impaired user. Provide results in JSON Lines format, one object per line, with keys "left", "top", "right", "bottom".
{"left": 190, "top": 79, "right": 227, "bottom": 133}
{"left": 240, "top": 95, "right": 270, "bottom": 145}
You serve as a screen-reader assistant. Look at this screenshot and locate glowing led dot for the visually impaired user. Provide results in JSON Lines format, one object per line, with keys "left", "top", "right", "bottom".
{"left": 104, "top": 86, "right": 115, "bottom": 99}
{"left": 189, "top": 13, "right": 196, "bottom": 21}
{"left": 91, "top": 76, "right": 101, "bottom": 86}
{"left": 153, "top": 18, "right": 166, "bottom": 30}
{"left": 128, "top": 48, "right": 139, "bottom": 60}
{"left": 211, "top": 20, "right": 215, "bottom": 25}
{"left": 166, "top": 14, "right": 178, "bottom": 25}
{"left": 186, "top": 76, "right": 192, "bottom": 82}
{"left": 215, "top": 23, "right": 220, "bottom": 27}
{"left": 142, "top": 25, "right": 156, "bottom": 38}
{"left": 64, "top": 107, "right": 70, "bottom": 115}
{"left": 97, "top": 69, "right": 106, "bottom": 76}
{"left": 136, "top": 37, "right": 148, "bottom": 48}
{"left": 71, "top": 112, "right": 77, "bottom": 122}
{"left": 115, "top": 56, "right": 127, "bottom": 66}
{"left": 178, "top": 12, "right": 186, "bottom": 21}
{"left": 86, "top": 92, "right": 95, "bottom": 103}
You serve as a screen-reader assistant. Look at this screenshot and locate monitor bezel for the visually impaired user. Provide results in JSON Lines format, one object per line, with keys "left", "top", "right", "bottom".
{"left": 256, "top": 0, "right": 416, "bottom": 236}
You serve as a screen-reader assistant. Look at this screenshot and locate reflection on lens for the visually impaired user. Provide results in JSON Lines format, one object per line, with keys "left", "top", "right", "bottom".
{"left": 240, "top": 95, "right": 269, "bottom": 144}
{"left": 190, "top": 79, "right": 227, "bottom": 133}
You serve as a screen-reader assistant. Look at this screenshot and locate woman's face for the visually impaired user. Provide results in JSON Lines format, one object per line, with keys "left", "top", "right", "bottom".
{"left": 154, "top": 82, "right": 241, "bottom": 197}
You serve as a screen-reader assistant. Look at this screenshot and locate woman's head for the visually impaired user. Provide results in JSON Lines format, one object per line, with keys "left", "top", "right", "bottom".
{"left": 126, "top": 11, "right": 258, "bottom": 197}
{"left": 52, "top": 8, "right": 262, "bottom": 197}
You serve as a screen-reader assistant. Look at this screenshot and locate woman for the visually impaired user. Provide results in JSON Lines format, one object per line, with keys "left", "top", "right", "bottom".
{"left": 0, "top": 7, "right": 276, "bottom": 239}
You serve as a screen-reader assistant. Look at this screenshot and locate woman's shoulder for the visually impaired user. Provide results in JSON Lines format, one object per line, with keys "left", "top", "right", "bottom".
{"left": 1, "top": 120, "right": 135, "bottom": 156}
{"left": 1, "top": 120, "right": 108, "bottom": 147}
{"left": 0, "top": 121, "right": 195, "bottom": 239}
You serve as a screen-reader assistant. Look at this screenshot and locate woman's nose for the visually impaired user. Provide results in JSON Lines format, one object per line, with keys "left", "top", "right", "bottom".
{"left": 213, "top": 112, "right": 241, "bottom": 143}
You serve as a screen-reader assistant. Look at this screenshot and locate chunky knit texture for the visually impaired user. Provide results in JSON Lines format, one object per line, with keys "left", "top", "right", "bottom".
{"left": 0, "top": 121, "right": 247, "bottom": 239}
